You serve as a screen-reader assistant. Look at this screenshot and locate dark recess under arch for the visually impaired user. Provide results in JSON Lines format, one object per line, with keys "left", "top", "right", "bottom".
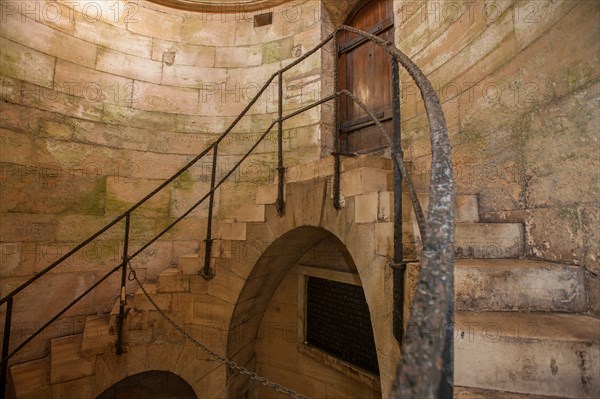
{"left": 95, "top": 370, "right": 197, "bottom": 399}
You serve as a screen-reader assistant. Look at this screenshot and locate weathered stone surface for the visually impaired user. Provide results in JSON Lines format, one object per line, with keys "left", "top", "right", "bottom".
{"left": 1, "top": 12, "right": 97, "bottom": 68}
{"left": 455, "top": 312, "right": 600, "bottom": 398}
{"left": 217, "top": 222, "right": 247, "bottom": 240}
{"left": 456, "top": 259, "right": 586, "bottom": 312}
{"left": 455, "top": 223, "right": 524, "bottom": 259}
{"left": 96, "top": 48, "right": 163, "bottom": 84}
{"left": 157, "top": 268, "right": 190, "bottom": 293}
{"left": 235, "top": 204, "right": 266, "bottom": 223}
{"left": 74, "top": 18, "right": 152, "bottom": 58}
{"left": 126, "top": 4, "right": 184, "bottom": 42}
{"left": 178, "top": 253, "right": 202, "bottom": 275}
{"left": 50, "top": 335, "right": 95, "bottom": 384}
{"left": 340, "top": 168, "right": 390, "bottom": 197}
{"left": 81, "top": 315, "right": 114, "bottom": 356}
{"left": 10, "top": 358, "right": 50, "bottom": 398}
{"left": 0, "top": 37, "right": 55, "bottom": 88}
{"left": 355, "top": 192, "right": 378, "bottom": 223}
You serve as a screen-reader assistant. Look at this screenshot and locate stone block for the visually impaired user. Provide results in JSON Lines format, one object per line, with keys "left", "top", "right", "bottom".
{"left": 182, "top": 17, "right": 236, "bottom": 47}
{"left": 1, "top": 12, "right": 97, "bottom": 68}
{"left": 456, "top": 259, "right": 586, "bottom": 312}
{"left": 455, "top": 312, "right": 600, "bottom": 398}
{"left": 50, "top": 335, "right": 94, "bottom": 384}
{"left": 81, "top": 315, "right": 114, "bottom": 356}
{"left": 378, "top": 191, "right": 394, "bottom": 222}
{"left": 132, "top": 284, "right": 171, "bottom": 312}
{"left": 455, "top": 223, "right": 524, "bottom": 259}
{"left": 235, "top": 204, "right": 266, "bottom": 222}
{"left": 0, "top": 37, "right": 55, "bottom": 88}
{"left": 217, "top": 222, "right": 247, "bottom": 241}
{"left": 10, "top": 358, "right": 49, "bottom": 398}
{"left": 162, "top": 64, "right": 227, "bottom": 88}
{"left": 96, "top": 47, "right": 162, "bottom": 84}
{"left": 157, "top": 268, "right": 190, "bottom": 293}
{"left": 151, "top": 40, "right": 215, "bottom": 67}
{"left": 178, "top": 253, "right": 202, "bottom": 275}
{"left": 53, "top": 59, "right": 133, "bottom": 106}
{"left": 74, "top": 18, "right": 152, "bottom": 58}
{"left": 355, "top": 192, "right": 378, "bottom": 223}
{"left": 374, "top": 222, "right": 393, "bottom": 257}
{"left": 133, "top": 80, "right": 199, "bottom": 115}
{"left": 105, "top": 176, "right": 170, "bottom": 217}
{"left": 215, "top": 45, "right": 263, "bottom": 68}
{"left": 340, "top": 168, "right": 390, "bottom": 197}
{"left": 127, "top": 4, "right": 184, "bottom": 42}
{"left": 255, "top": 183, "right": 279, "bottom": 205}
{"left": 172, "top": 293, "right": 194, "bottom": 324}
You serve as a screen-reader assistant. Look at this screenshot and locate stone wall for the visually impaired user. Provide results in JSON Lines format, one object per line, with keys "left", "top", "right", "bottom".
{"left": 393, "top": 0, "right": 599, "bottom": 313}
{"left": 0, "top": 0, "right": 326, "bottom": 362}
{"left": 253, "top": 242, "right": 381, "bottom": 399}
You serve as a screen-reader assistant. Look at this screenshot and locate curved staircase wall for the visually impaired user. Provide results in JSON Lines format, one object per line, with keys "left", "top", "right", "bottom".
{"left": 0, "top": 0, "right": 325, "bottom": 364}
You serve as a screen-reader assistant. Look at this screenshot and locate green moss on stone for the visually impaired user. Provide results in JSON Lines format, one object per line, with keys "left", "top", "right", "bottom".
{"left": 70, "top": 177, "right": 107, "bottom": 216}
{"left": 558, "top": 207, "right": 581, "bottom": 233}
{"left": 263, "top": 37, "right": 294, "bottom": 64}
{"left": 173, "top": 170, "right": 194, "bottom": 190}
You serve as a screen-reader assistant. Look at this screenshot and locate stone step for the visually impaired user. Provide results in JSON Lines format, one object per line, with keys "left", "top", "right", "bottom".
{"left": 178, "top": 253, "right": 202, "bottom": 274}
{"left": 49, "top": 334, "right": 94, "bottom": 384}
{"left": 81, "top": 315, "right": 114, "bottom": 356}
{"left": 404, "top": 193, "right": 479, "bottom": 223}
{"left": 132, "top": 283, "right": 171, "bottom": 312}
{"left": 455, "top": 223, "right": 524, "bottom": 258}
{"left": 455, "top": 312, "right": 600, "bottom": 398}
{"left": 9, "top": 358, "right": 49, "bottom": 399}
{"left": 455, "top": 386, "right": 565, "bottom": 398}
{"left": 156, "top": 267, "right": 190, "bottom": 293}
{"left": 355, "top": 192, "right": 479, "bottom": 224}
{"left": 456, "top": 259, "right": 586, "bottom": 312}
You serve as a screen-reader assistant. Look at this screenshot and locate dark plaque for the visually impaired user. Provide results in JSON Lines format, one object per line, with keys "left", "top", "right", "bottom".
{"left": 306, "top": 276, "right": 379, "bottom": 375}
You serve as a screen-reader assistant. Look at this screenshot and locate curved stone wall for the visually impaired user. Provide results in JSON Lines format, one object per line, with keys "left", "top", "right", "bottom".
{"left": 0, "top": 0, "right": 325, "bottom": 362}
{"left": 393, "top": 0, "right": 599, "bottom": 313}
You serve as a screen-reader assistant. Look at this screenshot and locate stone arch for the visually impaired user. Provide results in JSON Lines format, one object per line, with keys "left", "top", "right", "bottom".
{"left": 95, "top": 370, "right": 197, "bottom": 399}
{"left": 221, "top": 172, "right": 399, "bottom": 398}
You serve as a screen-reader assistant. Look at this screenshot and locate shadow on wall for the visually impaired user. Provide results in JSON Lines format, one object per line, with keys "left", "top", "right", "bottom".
{"left": 95, "top": 370, "right": 197, "bottom": 399}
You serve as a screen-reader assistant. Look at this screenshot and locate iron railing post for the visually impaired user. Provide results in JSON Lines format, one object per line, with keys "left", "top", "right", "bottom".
{"left": 202, "top": 144, "right": 218, "bottom": 280}
{"left": 116, "top": 213, "right": 130, "bottom": 355}
{"left": 332, "top": 33, "right": 342, "bottom": 210}
{"left": 276, "top": 71, "right": 285, "bottom": 215}
{"left": 0, "top": 298, "right": 13, "bottom": 399}
{"left": 391, "top": 58, "right": 406, "bottom": 344}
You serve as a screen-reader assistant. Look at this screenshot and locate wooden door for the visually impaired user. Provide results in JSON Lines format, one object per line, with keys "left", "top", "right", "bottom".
{"left": 338, "top": 0, "right": 394, "bottom": 154}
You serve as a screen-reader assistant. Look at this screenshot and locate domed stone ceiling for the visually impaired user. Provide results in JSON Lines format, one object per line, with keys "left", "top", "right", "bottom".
{"left": 147, "top": 0, "right": 288, "bottom": 12}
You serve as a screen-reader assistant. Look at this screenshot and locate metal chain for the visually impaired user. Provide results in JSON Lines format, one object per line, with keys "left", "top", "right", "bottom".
{"left": 127, "top": 264, "right": 310, "bottom": 399}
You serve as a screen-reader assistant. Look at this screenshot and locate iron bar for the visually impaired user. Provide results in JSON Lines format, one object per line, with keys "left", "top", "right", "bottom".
{"left": 333, "top": 33, "right": 342, "bottom": 210}
{"left": 0, "top": 298, "right": 13, "bottom": 399}
{"left": 276, "top": 71, "right": 285, "bottom": 216}
{"left": 116, "top": 213, "right": 130, "bottom": 355}
{"left": 1, "top": 265, "right": 121, "bottom": 364}
{"left": 202, "top": 144, "right": 219, "bottom": 280}
{"left": 391, "top": 58, "right": 405, "bottom": 344}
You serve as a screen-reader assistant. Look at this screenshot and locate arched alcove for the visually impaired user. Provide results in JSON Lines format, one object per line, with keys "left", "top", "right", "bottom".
{"left": 225, "top": 226, "right": 381, "bottom": 398}
{"left": 95, "top": 370, "right": 197, "bottom": 399}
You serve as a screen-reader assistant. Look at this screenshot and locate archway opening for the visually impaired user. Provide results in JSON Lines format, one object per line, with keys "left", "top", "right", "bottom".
{"left": 95, "top": 371, "right": 197, "bottom": 399}
{"left": 226, "top": 226, "right": 381, "bottom": 398}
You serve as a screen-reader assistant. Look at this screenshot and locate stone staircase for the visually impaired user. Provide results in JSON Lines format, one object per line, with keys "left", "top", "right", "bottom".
{"left": 7, "top": 156, "right": 599, "bottom": 399}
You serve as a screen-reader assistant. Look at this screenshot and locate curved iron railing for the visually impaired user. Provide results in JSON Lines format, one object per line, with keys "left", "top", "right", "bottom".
{"left": 0, "top": 25, "right": 454, "bottom": 399}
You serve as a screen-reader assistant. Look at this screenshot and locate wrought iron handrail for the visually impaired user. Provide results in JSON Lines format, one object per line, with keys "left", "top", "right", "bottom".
{"left": 0, "top": 25, "right": 455, "bottom": 399}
